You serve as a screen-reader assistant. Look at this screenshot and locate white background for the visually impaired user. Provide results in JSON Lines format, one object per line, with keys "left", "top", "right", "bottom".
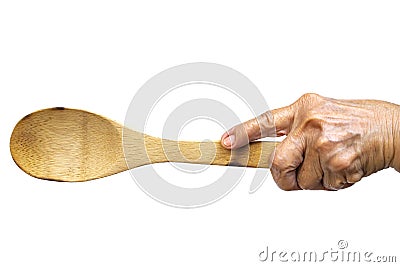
{"left": 1, "top": 1, "right": 400, "bottom": 266}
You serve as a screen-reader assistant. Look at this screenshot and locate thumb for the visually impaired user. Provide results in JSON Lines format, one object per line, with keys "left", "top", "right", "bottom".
{"left": 221, "top": 106, "right": 294, "bottom": 149}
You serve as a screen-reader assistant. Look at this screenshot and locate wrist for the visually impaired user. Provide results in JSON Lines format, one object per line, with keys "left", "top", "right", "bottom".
{"left": 363, "top": 101, "right": 400, "bottom": 175}
{"left": 390, "top": 104, "right": 400, "bottom": 172}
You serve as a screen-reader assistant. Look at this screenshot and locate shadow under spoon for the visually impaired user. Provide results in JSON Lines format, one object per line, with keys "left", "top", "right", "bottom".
{"left": 10, "top": 108, "right": 278, "bottom": 182}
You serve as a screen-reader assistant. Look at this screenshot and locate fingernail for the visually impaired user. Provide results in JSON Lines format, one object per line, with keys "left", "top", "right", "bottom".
{"left": 223, "top": 135, "right": 235, "bottom": 147}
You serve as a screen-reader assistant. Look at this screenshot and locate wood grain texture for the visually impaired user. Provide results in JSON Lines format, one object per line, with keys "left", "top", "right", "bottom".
{"left": 10, "top": 108, "right": 278, "bottom": 182}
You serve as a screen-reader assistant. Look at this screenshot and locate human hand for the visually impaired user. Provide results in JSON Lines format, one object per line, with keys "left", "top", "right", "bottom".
{"left": 221, "top": 93, "right": 400, "bottom": 190}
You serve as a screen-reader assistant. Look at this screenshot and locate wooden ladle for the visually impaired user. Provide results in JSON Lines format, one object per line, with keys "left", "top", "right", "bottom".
{"left": 10, "top": 108, "right": 277, "bottom": 182}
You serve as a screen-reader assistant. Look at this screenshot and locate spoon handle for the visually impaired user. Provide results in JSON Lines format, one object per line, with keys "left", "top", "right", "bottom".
{"left": 141, "top": 136, "right": 277, "bottom": 168}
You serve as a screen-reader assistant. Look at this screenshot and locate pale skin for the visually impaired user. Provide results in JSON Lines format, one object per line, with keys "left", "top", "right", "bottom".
{"left": 220, "top": 93, "right": 400, "bottom": 190}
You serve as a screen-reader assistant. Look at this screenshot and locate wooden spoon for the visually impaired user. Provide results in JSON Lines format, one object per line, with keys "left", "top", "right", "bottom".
{"left": 10, "top": 108, "right": 278, "bottom": 182}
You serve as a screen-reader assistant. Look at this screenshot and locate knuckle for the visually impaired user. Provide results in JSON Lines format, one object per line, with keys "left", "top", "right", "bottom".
{"left": 301, "top": 117, "right": 324, "bottom": 132}
{"left": 323, "top": 177, "right": 346, "bottom": 191}
{"left": 298, "top": 93, "right": 322, "bottom": 104}
{"left": 329, "top": 158, "right": 348, "bottom": 172}
{"left": 294, "top": 94, "right": 326, "bottom": 118}
{"left": 327, "top": 152, "right": 357, "bottom": 172}
{"left": 347, "top": 171, "right": 364, "bottom": 183}
{"left": 315, "top": 136, "right": 330, "bottom": 151}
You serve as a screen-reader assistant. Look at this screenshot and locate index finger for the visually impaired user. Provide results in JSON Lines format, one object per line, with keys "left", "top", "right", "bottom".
{"left": 221, "top": 105, "right": 295, "bottom": 149}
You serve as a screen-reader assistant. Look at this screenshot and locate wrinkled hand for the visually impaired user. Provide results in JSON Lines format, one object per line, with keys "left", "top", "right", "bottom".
{"left": 221, "top": 93, "right": 400, "bottom": 190}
